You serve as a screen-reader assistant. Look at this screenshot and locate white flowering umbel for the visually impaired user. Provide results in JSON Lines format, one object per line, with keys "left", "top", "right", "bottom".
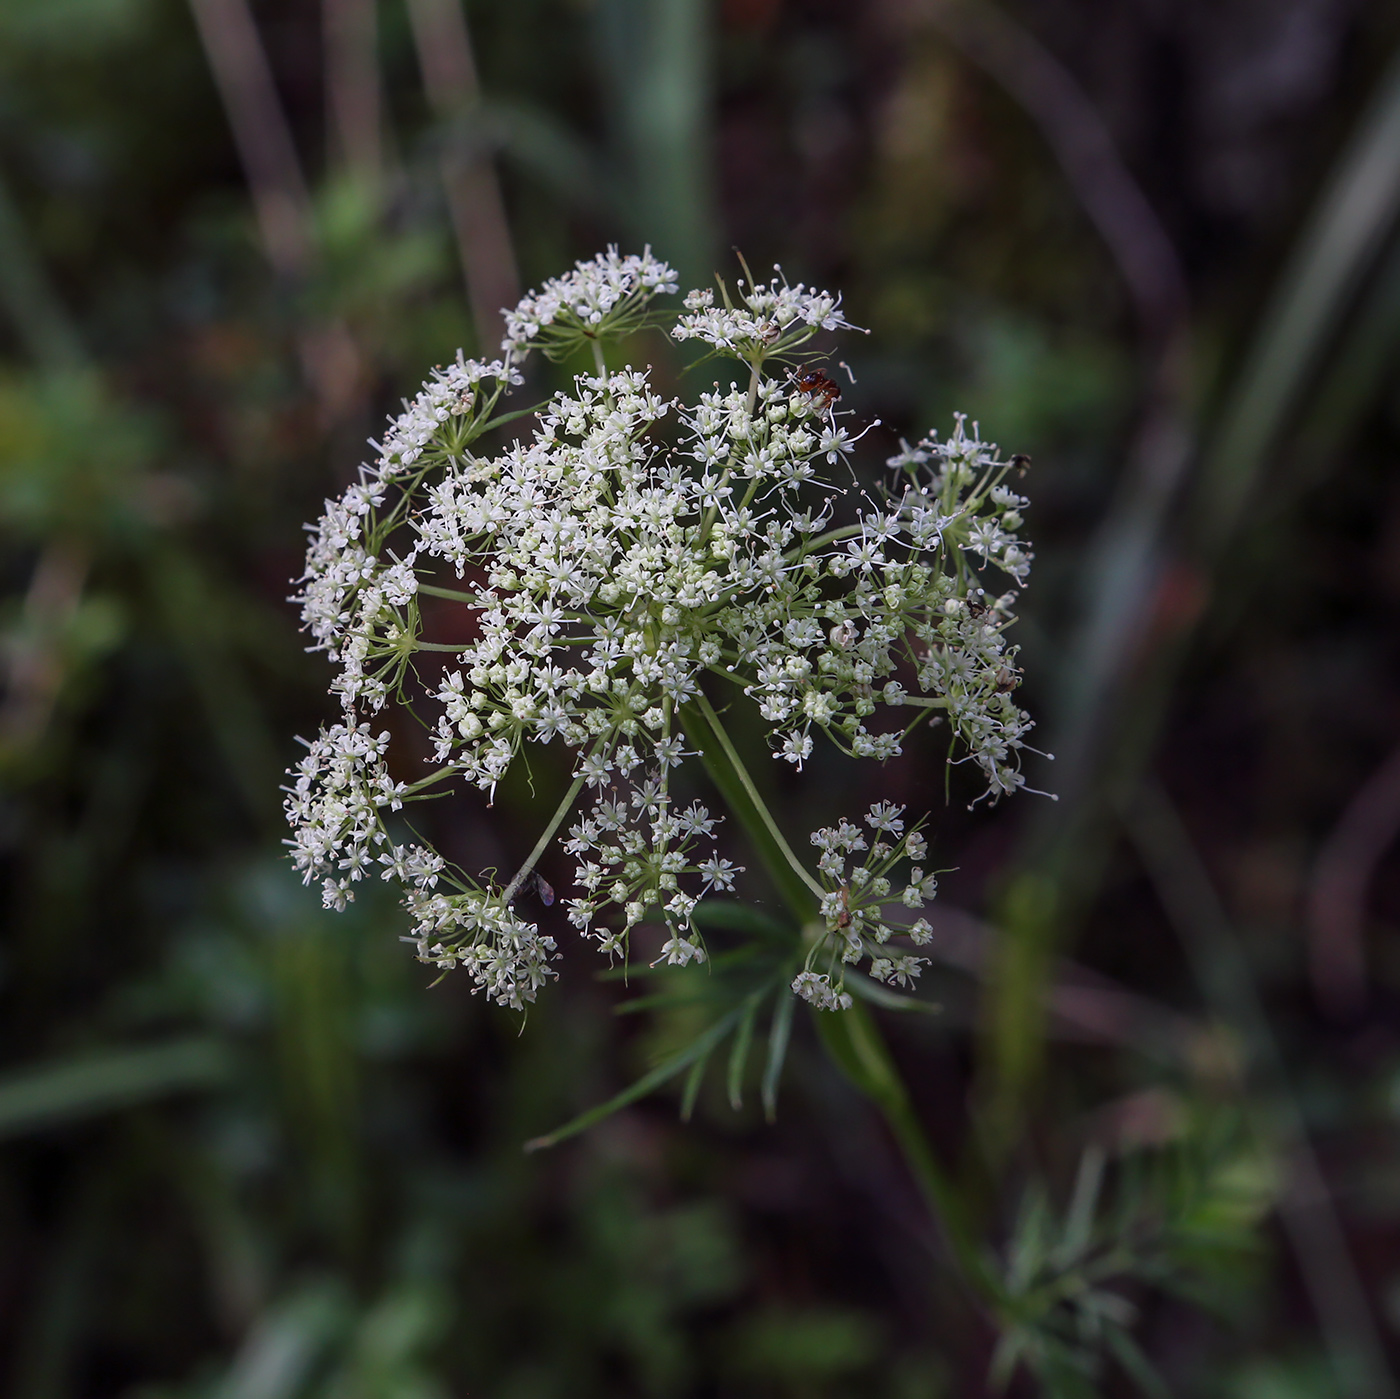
{"left": 796, "top": 803, "right": 937, "bottom": 1011}
{"left": 285, "top": 249, "right": 1038, "bottom": 1012}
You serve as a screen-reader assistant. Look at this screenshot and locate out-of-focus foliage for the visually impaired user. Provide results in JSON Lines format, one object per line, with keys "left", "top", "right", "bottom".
{"left": 4, "top": 0, "right": 1400, "bottom": 1395}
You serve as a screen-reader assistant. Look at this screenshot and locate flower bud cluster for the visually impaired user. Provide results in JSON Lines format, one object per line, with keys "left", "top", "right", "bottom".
{"left": 284, "top": 250, "right": 1039, "bottom": 1011}
{"left": 296, "top": 351, "right": 519, "bottom": 711}
{"left": 503, "top": 246, "right": 678, "bottom": 361}
{"left": 794, "top": 803, "right": 936, "bottom": 1009}
{"left": 561, "top": 775, "right": 738, "bottom": 966}
{"left": 672, "top": 268, "right": 855, "bottom": 361}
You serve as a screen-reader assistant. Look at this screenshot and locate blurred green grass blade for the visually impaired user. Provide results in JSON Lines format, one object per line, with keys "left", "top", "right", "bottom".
{"left": 1197, "top": 45, "right": 1400, "bottom": 550}
{"left": 594, "top": 0, "right": 715, "bottom": 287}
{"left": 0, "top": 1037, "right": 235, "bottom": 1139}
{"left": 843, "top": 971, "right": 943, "bottom": 1015}
{"left": 692, "top": 898, "right": 795, "bottom": 942}
{"left": 1102, "top": 1323, "right": 1171, "bottom": 1399}
{"left": 612, "top": 988, "right": 716, "bottom": 1016}
{"left": 524, "top": 1006, "right": 745, "bottom": 1152}
{"left": 761, "top": 986, "right": 795, "bottom": 1124}
{"left": 993, "top": 42, "right": 1400, "bottom": 1171}
{"left": 216, "top": 1283, "right": 348, "bottom": 1399}
{"left": 1296, "top": 224, "right": 1400, "bottom": 452}
{"left": 726, "top": 994, "right": 760, "bottom": 1111}
{"left": 0, "top": 168, "right": 85, "bottom": 370}
{"left": 485, "top": 99, "right": 609, "bottom": 216}
{"left": 1057, "top": 1146, "right": 1105, "bottom": 1267}
{"left": 679, "top": 1050, "right": 709, "bottom": 1123}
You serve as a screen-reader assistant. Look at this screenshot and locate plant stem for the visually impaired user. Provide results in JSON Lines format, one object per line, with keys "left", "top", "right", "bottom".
{"left": 813, "top": 1004, "right": 996, "bottom": 1301}
{"left": 416, "top": 582, "right": 477, "bottom": 604}
{"left": 682, "top": 691, "right": 992, "bottom": 1299}
{"left": 687, "top": 694, "right": 823, "bottom": 908}
{"left": 500, "top": 769, "right": 586, "bottom": 905}
{"left": 401, "top": 766, "right": 455, "bottom": 795}
{"left": 786, "top": 522, "right": 864, "bottom": 557}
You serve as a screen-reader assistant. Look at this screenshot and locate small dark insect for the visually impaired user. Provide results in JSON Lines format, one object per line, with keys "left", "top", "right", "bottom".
{"left": 792, "top": 365, "right": 842, "bottom": 416}
{"left": 533, "top": 872, "right": 555, "bottom": 906}
{"left": 1010, "top": 453, "right": 1031, "bottom": 476}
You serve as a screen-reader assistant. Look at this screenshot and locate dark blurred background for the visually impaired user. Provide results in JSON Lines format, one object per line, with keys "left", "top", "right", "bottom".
{"left": 5, "top": 0, "right": 1400, "bottom": 1394}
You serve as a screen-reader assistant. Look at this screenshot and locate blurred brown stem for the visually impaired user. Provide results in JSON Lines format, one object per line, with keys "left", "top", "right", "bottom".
{"left": 894, "top": 0, "right": 1197, "bottom": 1147}
{"left": 900, "top": 0, "right": 1196, "bottom": 816}
{"left": 1307, "top": 740, "right": 1400, "bottom": 1017}
{"left": 405, "top": 0, "right": 520, "bottom": 350}
{"left": 907, "top": 0, "right": 1188, "bottom": 346}
{"left": 323, "top": 0, "right": 383, "bottom": 183}
{"left": 186, "top": 0, "right": 314, "bottom": 279}
{"left": 186, "top": 0, "right": 363, "bottom": 424}
{"left": 0, "top": 542, "right": 90, "bottom": 753}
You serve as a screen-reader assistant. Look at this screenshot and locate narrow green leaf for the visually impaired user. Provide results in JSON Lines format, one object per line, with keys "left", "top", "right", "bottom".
{"left": 813, "top": 1000, "right": 908, "bottom": 1120}
{"left": 523, "top": 1006, "right": 744, "bottom": 1151}
{"left": 1058, "top": 1146, "right": 1106, "bottom": 1267}
{"left": 0, "top": 1038, "right": 235, "bottom": 1140}
{"left": 471, "top": 399, "right": 552, "bottom": 435}
{"left": 692, "top": 898, "right": 795, "bottom": 942}
{"left": 679, "top": 700, "right": 819, "bottom": 925}
{"left": 680, "top": 1051, "right": 710, "bottom": 1122}
{"left": 612, "top": 988, "right": 716, "bottom": 1016}
{"left": 761, "top": 988, "right": 795, "bottom": 1123}
{"left": 1198, "top": 46, "right": 1400, "bottom": 549}
{"left": 989, "top": 1328, "right": 1028, "bottom": 1393}
{"left": 726, "top": 994, "right": 760, "bottom": 1110}
{"left": 217, "top": 1283, "right": 349, "bottom": 1399}
{"left": 594, "top": 943, "right": 760, "bottom": 983}
{"left": 844, "top": 971, "right": 943, "bottom": 1015}
{"left": 1102, "top": 1323, "right": 1172, "bottom": 1399}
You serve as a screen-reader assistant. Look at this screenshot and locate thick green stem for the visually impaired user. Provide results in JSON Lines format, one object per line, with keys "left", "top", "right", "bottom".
{"left": 680, "top": 703, "right": 816, "bottom": 925}
{"left": 814, "top": 1004, "right": 996, "bottom": 1301}
{"left": 401, "top": 766, "right": 455, "bottom": 796}
{"left": 501, "top": 770, "right": 587, "bottom": 905}
{"left": 743, "top": 359, "right": 761, "bottom": 419}
{"left": 682, "top": 691, "right": 991, "bottom": 1299}
{"left": 785, "top": 522, "right": 864, "bottom": 557}
{"left": 416, "top": 582, "right": 477, "bottom": 604}
{"left": 684, "top": 695, "right": 823, "bottom": 914}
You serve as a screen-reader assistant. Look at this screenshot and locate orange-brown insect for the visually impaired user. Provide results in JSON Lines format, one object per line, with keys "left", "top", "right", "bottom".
{"left": 835, "top": 883, "right": 852, "bottom": 929}
{"left": 792, "top": 365, "right": 841, "bottom": 416}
